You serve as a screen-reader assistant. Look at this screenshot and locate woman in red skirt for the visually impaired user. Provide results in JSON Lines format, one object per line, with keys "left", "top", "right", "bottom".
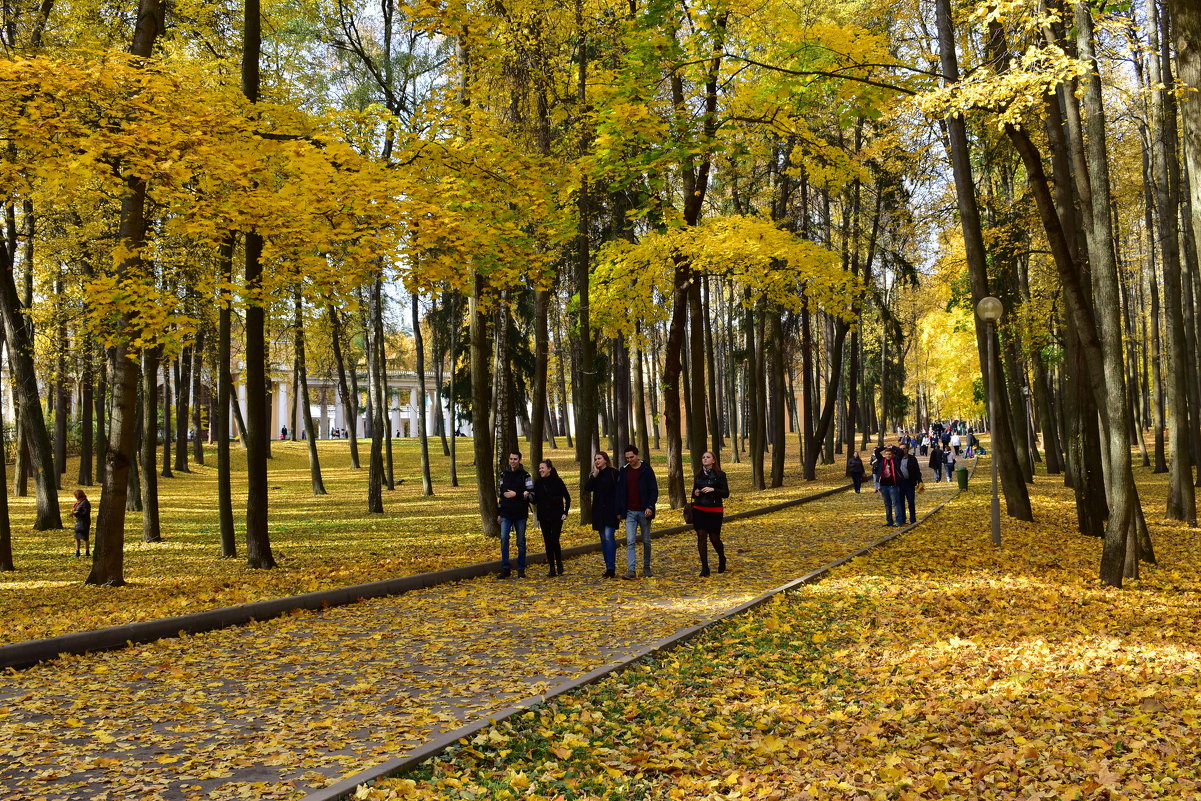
{"left": 691, "top": 451, "right": 729, "bottom": 577}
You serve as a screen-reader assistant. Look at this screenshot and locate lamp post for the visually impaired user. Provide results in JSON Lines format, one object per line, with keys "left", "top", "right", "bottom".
{"left": 976, "top": 296, "right": 1003, "bottom": 547}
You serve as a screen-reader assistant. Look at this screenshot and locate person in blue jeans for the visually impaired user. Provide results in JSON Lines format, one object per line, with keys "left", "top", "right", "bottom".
{"left": 496, "top": 451, "right": 533, "bottom": 579}
{"left": 876, "top": 447, "right": 904, "bottom": 526}
{"left": 615, "top": 445, "right": 659, "bottom": 579}
{"left": 584, "top": 451, "right": 620, "bottom": 578}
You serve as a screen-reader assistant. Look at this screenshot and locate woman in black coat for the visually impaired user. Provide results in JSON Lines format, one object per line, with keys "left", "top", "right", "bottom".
{"left": 72, "top": 489, "right": 91, "bottom": 557}
{"left": 532, "top": 460, "right": 571, "bottom": 577}
{"left": 583, "top": 451, "right": 620, "bottom": 578}
{"left": 691, "top": 451, "right": 730, "bottom": 577}
{"left": 846, "top": 451, "right": 865, "bottom": 493}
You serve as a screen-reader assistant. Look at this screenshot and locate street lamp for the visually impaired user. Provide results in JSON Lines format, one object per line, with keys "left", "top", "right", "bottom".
{"left": 976, "top": 296, "right": 1003, "bottom": 547}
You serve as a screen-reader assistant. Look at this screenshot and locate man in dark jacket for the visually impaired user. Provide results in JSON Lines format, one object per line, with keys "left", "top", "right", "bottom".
{"left": 616, "top": 445, "right": 659, "bottom": 579}
{"left": 897, "top": 444, "right": 923, "bottom": 525}
{"left": 496, "top": 451, "right": 532, "bottom": 579}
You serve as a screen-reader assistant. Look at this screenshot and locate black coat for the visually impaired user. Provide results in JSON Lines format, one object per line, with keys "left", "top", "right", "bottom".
{"left": 497, "top": 466, "right": 532, "bottom": 521}
{"left": 691, "top": 468, "right": 729, "bottom": 509}
{"left": 584, "top": 467, "right": 619, "bottom": 531}
{"left": 846, "top": 457, "right": 865, "bottom": 477}
{"left": 531, "top": 474, "right": 571, "bottom": 521}
{"left": 73, "top": 498, "right": 91, "bottom": 535}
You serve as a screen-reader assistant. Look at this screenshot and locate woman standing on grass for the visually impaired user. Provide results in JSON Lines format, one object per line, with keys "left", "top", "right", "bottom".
{"left": 532, "top": 460, "right": 571, "bottom": 577}
{"left": 584, "top": 451, "right": 620, "bottom": 578}
{"left": 72, "top": 490, "right": 91, "bottom": 557}
{"left": 691, "top": 451, "right": 729, "bottom": 577}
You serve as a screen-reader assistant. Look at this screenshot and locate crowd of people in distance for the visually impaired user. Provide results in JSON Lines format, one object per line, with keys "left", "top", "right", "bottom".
{"left": 845, "top": 421, "right": 982, "bottom": 528}
{"left": 493, "top": 445, "right": 728, "bottom": 581}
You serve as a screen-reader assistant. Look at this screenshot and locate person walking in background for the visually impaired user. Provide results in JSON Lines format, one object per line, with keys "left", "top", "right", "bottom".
{"left": 950, "top": 431, "right": 961, "bottom": 455}
{"left": 847, "top": 451, "right": 865, "bottom": 493}
{"left": 878, "top": 447, "right": 902, "bottom": 526}
{"left": 616, "top": 445, "right": 658, "bottom": 579}
{"left": 691, "top": 451, "right": 729, "bottom": 577}
{"left": 585, "top": 451, "right": 620, "bottom": 578}
{"left": 532, "top": 460, "right": 570, "bottom": 578}
{"left": 945, "top": 446, "right": 957, "bottom": 482}
{"left": 929, "top": 441, "right": 945, "bottom": 483}
{"left": 897, "top": 444, "right": 922, "bottom": 525}
{"left": 72, "top": 489, "right": 91, "bottom": 558}
{"left": 496, "top": 451, "right": 533, "bottom": 579}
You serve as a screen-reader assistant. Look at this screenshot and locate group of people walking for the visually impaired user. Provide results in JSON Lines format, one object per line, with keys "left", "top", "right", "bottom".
{"left": 494, "top": 445, "right": 728, "bottom": 580}
{"left": 844, "top": 421, "right": 979, "bottom": 527}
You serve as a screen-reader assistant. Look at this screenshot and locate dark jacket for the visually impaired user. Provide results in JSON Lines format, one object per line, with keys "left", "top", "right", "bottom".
{"left": 846, "top": 457, "right": 865, "bottom": 477}
{"left": 870, "top": 447, "right": 884, "bottom": 477}
{"left": 73, "top": 498, "right": 91, "bottom": 535}
{"left": 531, "top": 474, "right": 571, "bottom": 522}
{"left": 928, "top": 447, "right": 945, "bottom": 469}
{"left": 615, "top": 460, "right": 659, "bottom": 518}
{"left": 584, "top": 467, "right": 619, "bottom": 531}
{"left": 897, "top": 453, "right": 923, "bottom": 487}
{"left": 497, "top": 466, "right": 532, "bottom": 521}
{"left": 691, "top": 468, "right": 729, "bottom": 510}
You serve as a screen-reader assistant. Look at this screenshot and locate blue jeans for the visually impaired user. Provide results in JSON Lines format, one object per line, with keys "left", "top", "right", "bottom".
{"left": 880, "top": 485, "right": 900, "bottom": 525}
{"left": 499, "top": 517, "right": 527, "bottom": 570}
{"left": 598, "top": 526, "right": 617, "bottom": 571}
{"left": 625, "top": 511, "right": 651, "bottom": 573}
{"left": 900, "top": 484, "right": 916, "bottom": 524}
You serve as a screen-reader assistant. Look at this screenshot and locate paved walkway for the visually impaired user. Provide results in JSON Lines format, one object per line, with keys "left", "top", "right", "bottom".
{"left": 0, "top": 467, "right": 960, "bottom": 801}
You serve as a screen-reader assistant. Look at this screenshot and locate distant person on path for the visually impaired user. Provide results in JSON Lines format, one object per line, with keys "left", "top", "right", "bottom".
{"left": 280, "top": 426, "right": 288, "bottom": 440}
{"left": 691, "top": 451, "right": 729, "bottom": 577}
{"left": 616, "top": 445, "right": 658, "bottom": 579}
{"left": 897, "top": 444, "right": 922, "bottom": 525}
{"left": 532, "top": 460, "right": 570, "bottom": 578}
{"left": 877, "top": 447, "right": 902, "bottom": 526}
{"left": 496, "top": 451, "right": 533, "bottom": 579}
{"left": 929, "top": 442, "right": 945, "bottom": 483}
{"left": 72, "top": 489, "right": 91, "bottom": 557}
{"left": 585, "top": 451, "right": 620, "bottom": 578}
{"left": 846, "top": 451, "right": 865, "bottom": 493}
{"left": 945, "top": 447, "right": 957, "bottom": 482}
{"left": 950, "top": 432, "right": 961, "bottom": 455}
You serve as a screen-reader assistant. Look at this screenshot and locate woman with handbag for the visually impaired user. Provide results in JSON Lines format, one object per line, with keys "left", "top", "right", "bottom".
{"left": 584, "top": 451, "right": 620, "bottom": 578}
{"left": 691, "top": 451, "right": 730, "bottom": 577}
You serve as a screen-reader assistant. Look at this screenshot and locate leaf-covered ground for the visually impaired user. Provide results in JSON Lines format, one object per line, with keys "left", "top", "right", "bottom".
{"left": 359, "top": 464, "right": 1201, "bottom": 801}
{"left": 0, "top": 468, "right": 936, "bottom": 800}
{"left": 0, "top": 440, "right": 848, "bottom": 645}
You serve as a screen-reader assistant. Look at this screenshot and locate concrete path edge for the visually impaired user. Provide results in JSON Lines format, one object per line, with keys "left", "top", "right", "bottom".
{"left": 306, "top": 462, "right": 978, "bottom": 801}
{"left": 0, "top": 483, "right": 852, "bottom": 670}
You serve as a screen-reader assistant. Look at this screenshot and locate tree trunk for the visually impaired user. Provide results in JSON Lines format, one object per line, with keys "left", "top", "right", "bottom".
{"left": 530, "top": 287, "right": 549, "bottom": 467}
{"left": 1149, "top": 0, "right": 1197, "bottom": 523}
{"left": 327, "top": 304, "right": 361, "bottom": 470}
{"left": 141, "top": 347, "right": 162, "bottom": 543}
{"left": 79, "top": 347, "right": 94, "bottom": 486}
{"left": 95, "top": 346, "right": 108, "bottom": 486}
{"left": 412, "top": 290, "right": 433, "bottom": 495}
{"left": 368, "top": 278, "right": 386, "bottom": 513}
{"left": 0, "top": 242, "right": 60, "bottom": 529}
{"left": 934, "top": 0, "right": 1033, "bottom": 521}
{"left": 174, "top": 344, "right": 191, "bottom": 472}
{"left": 470, "top": 274, "right": 499, "bottom": 536}
{"left": 769, "top": 309, "right": 786, "bottom": 487}
{"left": 217, "top": 234, "right": 236, "bottom": 558}
{"left": 0, "top": 330, "right": 14, "bottom": 571}
{"left": 190, "top": 329, "right": 204, "bottom": 465}
{"left": 160, "top": 354, "right": 172, "bottom": 478}
{"left": 294, "top": 289, "right": 326, "bottom": 494}
{"left": 663, "top": 262, "right": 691, "bottom": 508}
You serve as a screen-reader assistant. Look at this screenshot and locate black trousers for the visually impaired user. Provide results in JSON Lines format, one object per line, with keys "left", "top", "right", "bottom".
{"left": 540, "top": 517, "right": 564, "bottom": 572}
